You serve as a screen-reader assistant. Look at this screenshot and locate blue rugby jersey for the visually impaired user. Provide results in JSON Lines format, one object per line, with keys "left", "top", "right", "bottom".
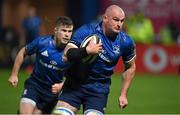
{"left": 25, "top": 35, "right": 70, "bottom": 91}
{"left": 67, "top": 22, "right": 136, "bottom": 94}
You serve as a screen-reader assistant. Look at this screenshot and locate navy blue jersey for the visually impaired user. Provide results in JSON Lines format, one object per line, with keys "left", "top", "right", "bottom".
{"left": 65, "top": 22, "right": 136, "bottom": 94}
{"left": 25, "top": 35, "right": 70, "bottom": 91}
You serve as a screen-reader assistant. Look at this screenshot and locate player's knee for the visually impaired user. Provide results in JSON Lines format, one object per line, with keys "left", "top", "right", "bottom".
{"left": 84, "top": 109, "right": 103, "bottom": 115}
{"left": 53, "top": 107, "right": 74, "bottom": 115}
{"left": 20, "top": 97, "right": 36, "bottom": 114}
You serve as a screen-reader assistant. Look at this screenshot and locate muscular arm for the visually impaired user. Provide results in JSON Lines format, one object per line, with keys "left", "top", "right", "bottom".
{"left": 119, "top": 58, "right": 136, "bottom": 108}
{"left": 8, "top": 47, "right": 27, "bottom": 87}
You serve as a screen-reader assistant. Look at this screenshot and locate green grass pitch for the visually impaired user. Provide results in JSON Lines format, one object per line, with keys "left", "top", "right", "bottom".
{"left": 0, "top": 69, "right": 180, "bottom": 114}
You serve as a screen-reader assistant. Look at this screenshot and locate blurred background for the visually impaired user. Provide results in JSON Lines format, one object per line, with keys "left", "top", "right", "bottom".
{"left": 0, "top": 0, "right": 180, "bottom": 114}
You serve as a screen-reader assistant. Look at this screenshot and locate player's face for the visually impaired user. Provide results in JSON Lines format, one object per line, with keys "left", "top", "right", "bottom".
{"left": 55, "top": 25, "right": 73, "bottom": 46}
{"left": 103, "top": 10, "right": 125, "bottom": 35}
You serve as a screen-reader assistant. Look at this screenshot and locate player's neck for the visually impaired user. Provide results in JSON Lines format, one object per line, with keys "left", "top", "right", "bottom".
{"left": 102, "top": 25, "right": 117, "bottom": 40}
{"left": 53, "top": 36, "right": 65, "bottom": 50}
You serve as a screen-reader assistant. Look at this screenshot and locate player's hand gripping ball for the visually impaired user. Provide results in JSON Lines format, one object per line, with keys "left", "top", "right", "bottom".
{"left": 80, "top": 34, "right": 101, "bottom": 63}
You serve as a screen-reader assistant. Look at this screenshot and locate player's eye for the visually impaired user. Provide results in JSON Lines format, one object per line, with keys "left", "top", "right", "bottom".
{"left": 61, "top": 29, "right": 67, "bottom": 32}
{"left": 113, "top": 17, "right": 124, "bottom": 23}
{"left": 120, "top": 19, "right": 125, "bottom": 23}
{"left": 68, "top": 30, "right": 72, "bottom": 33}
{"left": 113, "top": 18, "right": 120, "bottom": 22}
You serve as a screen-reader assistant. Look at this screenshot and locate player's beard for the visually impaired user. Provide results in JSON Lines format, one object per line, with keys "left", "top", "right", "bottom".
{"left": 107, "top": 30, "right": 118, "bottom": 40}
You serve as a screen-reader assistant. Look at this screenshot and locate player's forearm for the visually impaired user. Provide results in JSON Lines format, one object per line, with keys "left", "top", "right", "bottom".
{"left": 120, "top": 67, "right": 135, "bottom": 96}
{"left": 66, "top": 47, "right": 88, "bottom": 62}
{"left": 11, "top": 48, "right": 26, "bottom": 76}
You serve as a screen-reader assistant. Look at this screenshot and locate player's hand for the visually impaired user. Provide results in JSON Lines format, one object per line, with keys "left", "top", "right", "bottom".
{"left": 8, "top": 75, "right": 18, "bottom": 87}
{"left": 118, "top": 95, "right": 128, "bottom": 109}
{"left": 51, "top": 82, "right": 64, "bottom": 94}
{"left": 86, "top": 39, "right": 102, "bottom": 55}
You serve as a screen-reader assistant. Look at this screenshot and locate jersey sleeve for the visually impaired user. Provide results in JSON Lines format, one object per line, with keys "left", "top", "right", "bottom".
{"left": 122, "top": 37, "right": 136, "bottom": 63}
{"left": 68, "top": 24, "right": 92, "bottom": 47}
{"left": 25, "top": 37, "right": 41, "bottom": 55}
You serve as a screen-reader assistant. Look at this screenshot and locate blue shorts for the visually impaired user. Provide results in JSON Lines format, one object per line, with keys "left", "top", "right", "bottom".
{"left": 58, "top": 86, "right": 108, "bottom": 113}
{"left": 22, "top": 79, "right": 58, "bottom": 114}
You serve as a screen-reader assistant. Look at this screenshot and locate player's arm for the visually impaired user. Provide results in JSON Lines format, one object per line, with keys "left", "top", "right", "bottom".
{"left": 63, "top": 40, "right": 102, "bottom": 62}
{"left": 119, "top": 57, "right": 136, "bottom": 108}
{"left": 8, "top": 47, "right": 27, "bottom": 87}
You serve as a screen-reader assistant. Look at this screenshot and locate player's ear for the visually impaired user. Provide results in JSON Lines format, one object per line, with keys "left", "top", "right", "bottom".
{"left": 54, "top": 27, "right": 58, "bottom": 33}
{"left": 102, "top": 15, "right": 108, "bottom": 22}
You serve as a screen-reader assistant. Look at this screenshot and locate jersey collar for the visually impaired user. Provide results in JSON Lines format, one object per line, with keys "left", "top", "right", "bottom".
{"left": 95, "top": 21, "right": 103, "bottom": 34}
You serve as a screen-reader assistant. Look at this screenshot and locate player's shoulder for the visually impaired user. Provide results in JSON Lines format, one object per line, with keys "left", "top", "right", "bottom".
{"left": 37, "top": 35, "right": 52, "bottom": 42}
{"left": 78, "top": 22, "right": 98, "bottom": 33}
{"left": 73, "top": 22, "right": 97, "bottom": 40}
{"left": 119, "top": 31, "right": 135, "bottom": 45}
{"left": 35, "top": 35, "right": 53, "bottom": 46}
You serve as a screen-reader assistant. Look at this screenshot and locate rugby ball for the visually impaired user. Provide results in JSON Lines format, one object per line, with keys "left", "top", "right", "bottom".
{"left": 80, "top": 34, "right": 100, "bottom": 63}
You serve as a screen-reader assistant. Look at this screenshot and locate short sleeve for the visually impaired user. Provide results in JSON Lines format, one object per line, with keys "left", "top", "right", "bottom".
{"left": 69, "top": 24, "right": 93, "bottom": 47}
{"left": 25, "top": 37, "right": 40, "bottom": 55}
{"left": 122, "top": 37, "right": 136, "bottom": 63}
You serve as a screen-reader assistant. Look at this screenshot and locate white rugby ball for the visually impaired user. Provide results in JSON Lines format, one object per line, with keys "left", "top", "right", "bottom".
{"left": 80, "top": 34, "right": 100, "bottom": 63}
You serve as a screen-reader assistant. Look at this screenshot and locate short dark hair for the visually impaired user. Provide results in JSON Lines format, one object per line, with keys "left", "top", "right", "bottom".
{"left": 55, "top": 16, "right": 73, "bottom": 27}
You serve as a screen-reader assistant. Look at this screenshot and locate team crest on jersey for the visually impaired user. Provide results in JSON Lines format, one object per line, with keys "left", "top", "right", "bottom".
{"left": 113, "top": 45, "right": 120, "bottom": 54}
{"left": 41, "top": 50, "right": 48, "bottom": 57}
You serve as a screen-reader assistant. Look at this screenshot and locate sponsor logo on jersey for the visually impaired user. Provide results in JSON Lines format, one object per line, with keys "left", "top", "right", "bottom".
{"left": 99, "top": 49, "right": 111, "bottom": 63}
{"left": 41, "top": 50, "right": 48, "bottom": 57}
{"left": 39, "top": 59, "right": 61, "bottom": 70}
{"left": 50, "top": 60, "right": 57, "bottom": 65}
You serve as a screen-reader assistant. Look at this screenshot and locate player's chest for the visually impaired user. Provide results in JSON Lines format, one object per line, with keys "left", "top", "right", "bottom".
{"left": 99, "top": 37, "right": 122, "bottom": 63}
{"left": 38, "top": 48, "right": 67, "bottom": 69}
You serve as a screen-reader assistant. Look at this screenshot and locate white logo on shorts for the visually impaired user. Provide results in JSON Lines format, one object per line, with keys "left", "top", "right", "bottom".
{"left": 23, "top": 89, "right": 27, "bottom": 95}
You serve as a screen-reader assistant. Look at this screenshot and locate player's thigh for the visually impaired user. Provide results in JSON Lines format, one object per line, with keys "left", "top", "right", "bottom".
{"left": 38, "top": 95, "right": 58, "bottom": 114}
{"left": 83, "top": 91, "right": 108, "bottom": 114}
{"left": 20, "top": 83, "right": 39, "bottom": 114}
{"left": 33, "top": 107, "right": 42, "bottom": 114}
{"left": 57, "top": 88, "right": 83, "bottom": 112}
